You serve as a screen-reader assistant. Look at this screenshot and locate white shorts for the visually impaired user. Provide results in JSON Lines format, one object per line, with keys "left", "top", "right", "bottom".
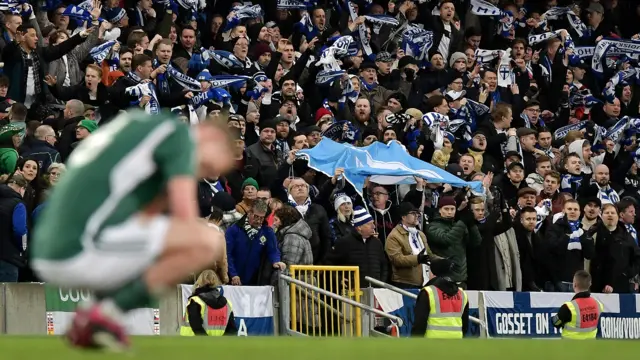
{"left": 32, "top": 215, "right": 170, "bottom": 292}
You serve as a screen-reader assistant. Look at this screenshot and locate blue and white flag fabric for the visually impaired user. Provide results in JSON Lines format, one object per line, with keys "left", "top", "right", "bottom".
{"left": 469, "top": 0, "right": 513, "bottom": 37}
{"left": 0, "top": 0, "right": 20, "bottom": 13}
{"left": 63, "top": 5, "right": 94, "bottom": 23}
{"left": 401, "top": 25, "right": 433, "bottom": 67}
{"left": 592, "top": 38, "right": 640, "bottom": 76}
{"left": 181, "top": 285, "right": 274, "bottom": 335}
{"left": 540, "top": 6, "right": 587, "bottom": 37}
{"left": 604, "top": 68, "right": 637, "bottom": 103}
{"left": 276, "top": 0, "right": 315, "bottom": 10}
{"left": 294, "top": 11, "right": 319, "bottom": 41}
{"left": 90, "top": 40, "right": 116, "bottom": 64}
{"left": 125, "top": 82, "right": 160, "bottom": 115}
{"left": 364, "top": 15, "right": 398, "bottom": 35}
{"left": 299, "top": 138, "right": 483, "bottom": 194}
{"left": 315, "top": 69, "right": 345, "bottom": 86}
{"left": 346, "top": 0, "right": 373, "bottom": 60}
{"left": 497, "top": 48, "right": 514, "bottom": 88}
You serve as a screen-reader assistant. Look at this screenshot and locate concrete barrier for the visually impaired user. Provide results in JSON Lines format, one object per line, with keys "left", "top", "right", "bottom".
{"left": 4, "top": 283, "right": 46, "bottom": 334}
{"left": 159, "top": 286, "right": 181, "bottom": 335}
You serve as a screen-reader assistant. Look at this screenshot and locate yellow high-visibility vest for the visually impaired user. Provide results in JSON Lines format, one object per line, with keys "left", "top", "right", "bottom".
{"left": 179, "top": 296, "right": 233, "bottom": 336}
{"left": 562, "top": 297, "right": 603, "bottom": 340}
{"left": 423, "top": 285, "right": 467, "bottom": 339}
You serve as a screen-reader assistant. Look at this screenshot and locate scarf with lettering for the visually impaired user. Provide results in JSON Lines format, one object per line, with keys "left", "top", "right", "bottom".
{"left": 364, "top": 15, "right": 398, "bottom": 35}
{"left": 592, "top": 38, "right": 640, "bottom": 76}
{"left": 276, "top": 0, "right": 315, "bottom": 10}
{"left": 474, "top": 48, "right": 501, "bottom": 64}
{"left": 604, "top": 68, "right": 638, "bottom": 103}
{"left": 528, "top": 30, "right": 580, "bottom": 65}
{"left": 540, "top": 7, "right": 587, "bottom": 38}
{"left": 347, "top": 0, "right": 373, "bottom": 60}
{"left": 401, "top": 24, "right": 433, "bottom": 67}
{"left": 125, "top": 80, "right": 160, "bottom": 114}
{"left": 469, "top": 0, "right": 513, "bottom": 37}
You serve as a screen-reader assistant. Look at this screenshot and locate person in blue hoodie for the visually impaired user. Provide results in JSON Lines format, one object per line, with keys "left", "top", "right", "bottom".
{"left": 226, "top": 199, "right": 285, "bottom": 285}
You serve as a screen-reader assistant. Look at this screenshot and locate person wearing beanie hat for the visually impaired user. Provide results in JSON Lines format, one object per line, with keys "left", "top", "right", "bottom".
{"left": 326, "top": 205, "right": 388, "bottom": 286}
{"left": 236, "top": 177, "right": 259, "bottom": 215}
{"left": 247, "top": 116, "right": 278, "bottom": 187}
{"left": 315, "top": 108, "right": 333, "bottom": 125}
{"left": 386, "top": 92, "right": 407, "bottom": 114}
{"left": 361, "top": 127, "right": 378, "bottom": 146}
{"left": 425, "top": 194, "right": 481, "bottom": 287}
{"left": 72, "top": 120, "right": 98, "bottom": 150}
{"left": 328, "top": 193, "right": 356, "bottom": 246}
{"left": 449, "top": 52, "right": 467, "bottom": 72}
{"left": 252, "top": 42, "right": 272, "bottom": 68}
{"left": 411, "top": 256, "right": 469, "bottom": 338}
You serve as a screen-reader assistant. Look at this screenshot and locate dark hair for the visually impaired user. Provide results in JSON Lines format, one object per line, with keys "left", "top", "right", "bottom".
{"left": 181, "top": 25, "right": 196, "bottom": 35}
{"left": 119, "top": 46, "right": 133, "bottom": 56}
{"left": 425, "top": 95, "right": 446, "bottom": 112}
{"left": 126, "top": 31, "right": 148, "bottom": 49}
{"left": 465, "top": 27, "right": 481, "bottom": 39}
{"left": 520, "top": 206, "right": 537, "bottom": 216}
{"left": 537, "top": 127, "right": 552, "bottom": 136}
{"left": 209, "top": 206, "right": 223, "bottom": 223}
{"left": 274, "top": 205, "right": 302, "bottom": 229}
{"left": 617, "top": 198, "right": 636, "bottom": 213}
{"left": 0, "top": 75, "right": 9, "bottom": 87}
{"left": 536, "top": 155, "right": 551, "bottom": 164}
{"left": 132, "top": 54, "right": 152, "bottom": 70}
{"left": 10, "top": 103, "right": 27, "bottom": 121}
{"left": 511, "top": 38, "right": 526, "bottom": 48}
{"left": 17, "top": 23, "right": 35, "bottom": 34}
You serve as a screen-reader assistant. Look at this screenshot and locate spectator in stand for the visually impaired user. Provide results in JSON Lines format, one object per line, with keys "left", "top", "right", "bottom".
{"left": 514, "top": 206, "right": 543, "bottom": 292}
{"left": 618, "top": 198, "right": 638, "bottom": 246}
{"left": 0, "top": 174, "right": 27, "bottom": 282}
{"left": 57, "top": 99, "right": 86, "bottom": 161}
{"left": 526, "top": 155, "right": 553, "bottom": 194}
{"left": 273, "top": 205, "right": 313, "bottom": 272}
{"left": 235, "top": 177, "right": 258, "bottom": 215}
{"left": 545, "top": 199, "right": 595, "bottom": 292}
{"left": 21, "top": 125, "right": 59, "bottom": 174}
{"left": 325, "top": 206, "right": 388, "bottom": 287}
{"left": 225, "top": 199, "right": 285, "bottom": 286}
{"left": 385, "top": 202, "right": 434, "bottom": 289}
{"left": 328, "top": 193, "right": 355, "bottom": 248}
{"left": 426, "top": 196, "right": 481, "bottom": 289}
{"left": 247, "top": 120, "right": 279, "bottom": 188}
{"left": 590, "top": 203, "right": 640, "bottom": 294}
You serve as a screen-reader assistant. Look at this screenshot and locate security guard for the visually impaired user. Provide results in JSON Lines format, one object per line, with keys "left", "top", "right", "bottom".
{"left": 411, "top": 259, "right": 469, "bottom": 338}
{"left": 180, "top": 270, "right": 237, "bottom": 336}
{"left": 552, "top": 270, "right": 604, "bottom": 339}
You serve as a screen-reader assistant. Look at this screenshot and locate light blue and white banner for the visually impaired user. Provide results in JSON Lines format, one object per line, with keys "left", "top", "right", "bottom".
{"left": 484, "top": 291, "right": 640, "bottom": 339}
{"left": 180, "top": 285, "right": 274, "bottom": 336}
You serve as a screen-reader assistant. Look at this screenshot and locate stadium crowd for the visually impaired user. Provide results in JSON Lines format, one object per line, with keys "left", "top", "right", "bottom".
{"left": 0, "top": 0, "right": 638, "bottom": 295}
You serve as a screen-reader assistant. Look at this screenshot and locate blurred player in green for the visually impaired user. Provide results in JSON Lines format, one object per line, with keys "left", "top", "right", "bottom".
{"left": 31, "top": 111, "right": 235, "bottom": 351}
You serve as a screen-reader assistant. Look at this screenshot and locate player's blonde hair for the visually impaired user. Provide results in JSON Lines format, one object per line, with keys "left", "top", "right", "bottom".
{"left": 193, "top": 269, "right": 222, "bottom": 291}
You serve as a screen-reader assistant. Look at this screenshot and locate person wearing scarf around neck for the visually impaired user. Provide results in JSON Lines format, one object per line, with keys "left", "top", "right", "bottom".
{"left": 285, "top": 177, "right": 331, "bottom": 264}
{"left": 226, "top": 199, "right": 285, "bottom": 286}
{"left": 579, "top": 164, "right": 620, "bottom": 205}
{"left": 589, "top": 203, "right": 640, "bottom": 294}
{"left": 385, "top": 202, "right": 438, "bottom": 289}
{"left": 235, "top": 177, "right": 259, "bottom": 215}
{"left": 544, "top": 199, "right": 595, "bottom": 293}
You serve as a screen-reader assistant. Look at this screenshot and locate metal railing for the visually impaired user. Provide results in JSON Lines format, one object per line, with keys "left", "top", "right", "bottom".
{"left": 280, "top": 274, "right": 403, "bottom": 337}
{"left": 365, "top": 276, "right": 489, "bottom": 337}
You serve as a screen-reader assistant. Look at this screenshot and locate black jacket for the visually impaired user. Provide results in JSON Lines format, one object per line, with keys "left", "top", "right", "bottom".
{"left": 246, "top": 141, "right": 279, "bottom": 189}
{"left": 411, "top": 276, "right": 469, "bottom": 337}
{"left": 590, "top": 223, "right": 640, "bottom": 294}
{"left": 513, "top": 221, "right": 544, "bottom": 291}
{"left": 303, "top": 203, "right": 332, "bottom": 265}
{"left": 20, "top": 140, "right": 60, "bottom": 175}
{"left": 544, "top": 217, "right": 595, "bottom": 283}
{"left": 186, "top": 285, "right": 237, "bottom": 336}
{"left": 0, "top": 184, "right": 24, "bottom": 267}
{"left": 325, "top": 231, "right": 388, "bottom": 287}
{"left": 56, "top": 115, "right": 85, "bottom": 162}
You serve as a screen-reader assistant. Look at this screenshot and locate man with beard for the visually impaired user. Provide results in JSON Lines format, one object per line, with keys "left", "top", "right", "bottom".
{"left": 581, "top": 197, "right": 602, "bottom": 234}
{"left": 274, "top": 115, "right": 292, "bottom": 165}
{"left": 291, "top": 133, "right": 309, "bottom": 150}
{"left": 500, "top": 162, "right": 527, "bottom": 203}
{"left": 580, "top": 164, "right": 621, "bottom": 205}
{"left": 352, "top": 98, "right": 375, "bottom": 133}
{"left": 514, "top": 206, "right": 544, "bottom": 291}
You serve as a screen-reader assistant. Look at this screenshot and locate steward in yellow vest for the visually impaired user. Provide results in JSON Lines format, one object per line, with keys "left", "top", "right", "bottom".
{"left": 411, "top": 258, "right": 469, "bottom": 338}
{"left": 552, "top": 270, "right": 603, "bottom": 340}
{"left": 180, "top": 270, "right": 237, "bottom": 336}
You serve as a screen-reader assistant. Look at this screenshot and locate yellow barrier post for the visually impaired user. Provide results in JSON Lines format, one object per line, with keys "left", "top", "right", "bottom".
{"left": 288, "top": 265, "right": 361, "bottom": 337}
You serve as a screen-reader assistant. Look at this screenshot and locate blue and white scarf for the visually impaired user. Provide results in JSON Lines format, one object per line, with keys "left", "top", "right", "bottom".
{"left": 469, "top": 0, "right": 513, "bottom": 37}
{"left": 223, "top": 4, "right": 263, "bottom": 32}
{"left": 276, "top": 0, "right": 315, "bottom": 9}
{"left": 167, "top": 64, "right": 200, "bottom": 91}
{"left": 575, "top": 46, "right": 595, "bottom": 59}
{"left": 125, "top": 82, "right": 160, "bottom": 114}
{"left": 540, "top": 7, "right": 587, "bottom": 38}
{"left": 625, "top": 223, "right": 638, "bottom": 245}
{"left": 288, "top": 194, "right": 312, "bottom": 217}
{"left": 592, "top": 38, "right": 640, "bottom": 76}
{"left": 593, "top": 181, "right": 620, "bottom": 205}
{"left": 294, "top": 12, "right": 319, "bottom": 41}
{"left": 346, "top": 0, "right": 373, "bottom": 61}
{"left": 190, "top": 87, "right": 231, "bottom": 108}
{"left": 561, "top": 173, "right": 582, "bottom": 196}
{"left": 474, "top": 48, "right": 501, "bottom": 64}
{"left": 528, "top": 30, "right": 580, "bottom": 65}
{"left": 364, "top": 15, "right": 398, "bottom": 35}
{"left": 603, "top": 68, "right": 638, "bottom": 103}
{"left": 90, "top": 40, "right": 117, "bottom": 64}
{"left": 401, "top": 24, "right": 433, "bottom": 67}
{"left": 567, "top": 219, "right": 583, "bottom": 251}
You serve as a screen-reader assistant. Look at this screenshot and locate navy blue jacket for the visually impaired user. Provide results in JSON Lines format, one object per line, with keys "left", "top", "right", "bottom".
{"left": 20, "top": 140, "right": 60, "bottom": 174}
{"left": 226, "top": 219, "right": 280, "bottom": 284}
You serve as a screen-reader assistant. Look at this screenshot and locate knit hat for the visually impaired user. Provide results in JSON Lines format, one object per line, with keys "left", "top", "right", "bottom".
{"left": 212, "top": 191, "right": 237, "bottom": 212}
{"left": 449, "top": 52, "right": 467, "bottom": 68}
{"left": 430, "top": 258, "right": 454, "bottom": 277}
{"left": 362, "top": 128, "right": 378, "bottom": 141}
{"left": 260, "top": 119, "right": 278, "bottom": 133}
{"left": 104, "top": 7, "right": 126, "bottom": 23}
{"left": 241, "top": 177, "right": 259, "bottom": 191}
{"left": 78, "top": 119, "right": 98, "bottom": 133}
{"left": 353, "top": 206, "right": 373, "bottom": 227}
{"left": 438, "top": 196, "right": 456, "bottom": 208}
{"left": 398, "top": 55, "right": 417, "bottom": 69}
{"left": 334, "top": 193, "right": 352, "bottom": 211}
{"left": 252, "top": 42, "right": 272, "bottom": 59}
{"left": 315, "top": 108, "right": 333, "bottom": 123}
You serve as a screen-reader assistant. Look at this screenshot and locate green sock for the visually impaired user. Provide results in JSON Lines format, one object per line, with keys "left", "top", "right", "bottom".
{"left": 98, "top": 278, "right": 153, "bottom": 312}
